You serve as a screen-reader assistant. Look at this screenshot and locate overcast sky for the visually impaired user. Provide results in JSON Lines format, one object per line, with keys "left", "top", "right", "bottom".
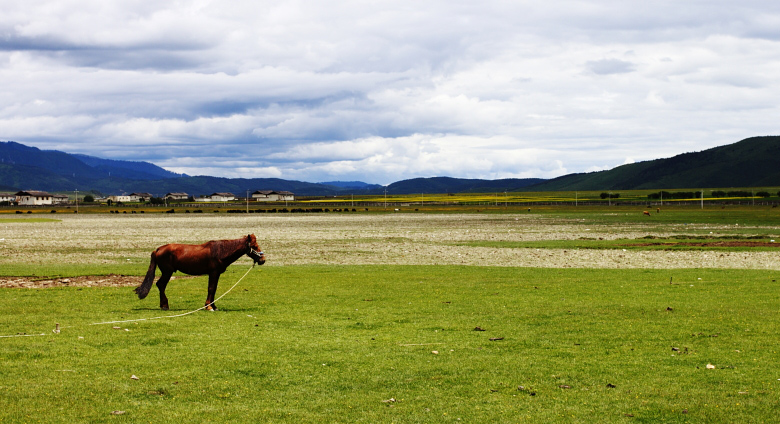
{"left": 1, "top": 1, "right": 778, "bottom": 184}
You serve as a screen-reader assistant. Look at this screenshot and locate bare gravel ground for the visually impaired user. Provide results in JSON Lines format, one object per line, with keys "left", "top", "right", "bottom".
{"left": 0, "top": 274, "right": 197, "bottom": 288}
{"left": 1, "top": 213, "right": 778, "bottom": 288}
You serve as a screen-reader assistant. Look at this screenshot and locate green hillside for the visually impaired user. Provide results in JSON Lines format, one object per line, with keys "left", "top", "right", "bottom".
{"left": 2, "top": 136, "right": 779, "bottom": 195}
{"left": 113, "top": 176, "right": 343, "bottom": 197}
{"left": 0, "top": 163, "right": 78, "bottom": 190}
{"left": 530, "top": 136, "right": 780, "bottom": 191}
{"left": 381, "top": 177, "right": 545, "bottom": 194}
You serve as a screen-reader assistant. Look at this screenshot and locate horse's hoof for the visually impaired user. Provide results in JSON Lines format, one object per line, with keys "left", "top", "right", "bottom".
{"left": 160, "top": 305, "right": 169, "bottom": 311}
{"left": 205, "top": 304, "right": 217, "bottom": 311}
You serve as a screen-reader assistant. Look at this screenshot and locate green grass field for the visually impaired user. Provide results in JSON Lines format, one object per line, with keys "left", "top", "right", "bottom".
{"left": 1, "top": 206, "right": 779, "bottom": 422}
{"left": 2, "top": 265, "right": 779, "bottom": 423}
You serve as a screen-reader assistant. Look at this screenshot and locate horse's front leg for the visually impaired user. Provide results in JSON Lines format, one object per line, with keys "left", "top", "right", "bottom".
{"left": 205, "top": 273, "right": 220, "bottom": 311}
{"left": 156, "top": 272, "right": 173, "bottom": 310}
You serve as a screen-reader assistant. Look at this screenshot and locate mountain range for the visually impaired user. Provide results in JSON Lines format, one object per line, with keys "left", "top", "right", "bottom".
{"left": 1, "top": 136, "right": 778, "bottom": 196}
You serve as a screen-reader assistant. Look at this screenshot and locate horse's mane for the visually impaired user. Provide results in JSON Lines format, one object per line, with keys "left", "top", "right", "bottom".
{"left": 209, "top": 237, "right": 246, "bottom": 260}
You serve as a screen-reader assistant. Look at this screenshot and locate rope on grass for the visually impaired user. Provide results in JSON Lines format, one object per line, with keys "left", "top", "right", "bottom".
{"left": 0, "top": 264, "right": 257, "bottom": 339}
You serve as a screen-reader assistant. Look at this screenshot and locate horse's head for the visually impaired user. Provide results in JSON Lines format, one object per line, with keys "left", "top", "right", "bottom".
{"left": 246, "top": 234, "right": 266, "bottom": 265}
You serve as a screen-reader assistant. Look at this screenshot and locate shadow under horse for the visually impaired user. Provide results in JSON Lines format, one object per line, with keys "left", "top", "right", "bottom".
{"left": 135, "top": 234, "right": 266, "bottom": 311}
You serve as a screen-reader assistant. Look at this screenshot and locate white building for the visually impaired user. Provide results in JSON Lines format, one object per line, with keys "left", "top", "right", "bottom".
{"left": 15, "top": 191, "right": 53, "bottom": 206}
{"left": 276, "top": 191, "right": 295, "bottom": 201}
{"left": 195, "top": 192, "right": 235, "bottom": 202}
{"left": 129, "top": 192, "right": 153, "bottom": 202}
{"left": 210, "top": 192, "right": 235, "bottom": 202}
{"left": 165, "top": 192, "right": 189, "bottom": 200}
{"left": 52, "top": 194, "right": 69, "bottom": 204}
{"left": 108, "top": 195, "right": 133, "bottom": 203}
{"left": 252, "top": 190, "right": 295, "bottom": 201}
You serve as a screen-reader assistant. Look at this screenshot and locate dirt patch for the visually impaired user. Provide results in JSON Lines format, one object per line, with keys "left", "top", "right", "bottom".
{"left": 626, "top": 241, "right": 780, "bottom": 248}
{"left": 0, "top": 274, "right": 194, "bottom": 289}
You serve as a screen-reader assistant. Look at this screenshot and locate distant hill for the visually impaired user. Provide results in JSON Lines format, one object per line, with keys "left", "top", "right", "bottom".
{"left": 1, "top": 136, "right": 779, "bottom": 196}
{"left": 0, "top": 141, "right": 358, "bottom": 195}
{"left": 72, "top": 154, "right": 184, "bottom": 180}
{"left": 0, "top": 141, "right": 106, "bottom": 180}
{"left": 0, "top": 141, "right": 180, "bottom": 183}
{"left": 379, "top": 177, "right": 546, "bottom": 194}
{"left": 0, "top": 163, "right": 79, "bottom": 191}
{"left": 319, "top": 181, "right": 383, "bottom": 190}
{"left": 110, "top": 176, "right": 345, "bottom": 197}
{"left": 529, "top": 135, "right": 780, "bottom": 191}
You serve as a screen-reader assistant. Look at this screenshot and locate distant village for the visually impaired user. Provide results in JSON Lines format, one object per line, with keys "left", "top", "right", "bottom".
{"left": 0, "top": 190, "right": 295, "bottom": 206}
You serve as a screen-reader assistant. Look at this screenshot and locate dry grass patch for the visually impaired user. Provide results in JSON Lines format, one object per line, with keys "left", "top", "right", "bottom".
{"left": 1, "top": 213, "right": 778, "bottom": 271}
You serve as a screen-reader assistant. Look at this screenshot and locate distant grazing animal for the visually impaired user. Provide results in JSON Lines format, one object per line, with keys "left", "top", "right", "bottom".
{"left": 135, "top": 234, "right": 265, "bottom": 311}
{"left": 643, "top": 211, "right": 651, "bottom": 216}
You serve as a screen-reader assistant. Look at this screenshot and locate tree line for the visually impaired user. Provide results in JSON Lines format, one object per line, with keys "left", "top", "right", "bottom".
{"left": 646, "top": 190, "right": 776, "bottom": 199}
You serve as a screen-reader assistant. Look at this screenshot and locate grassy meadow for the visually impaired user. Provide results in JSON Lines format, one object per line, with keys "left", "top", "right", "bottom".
{"left": 1, "top": 205, "right": 780, "bottom": 423}
{"left": 302, "top": 187, "right": 780, "bottom": 206}
{"left": 3, "top": 266, "right": 780, "bottom": 423}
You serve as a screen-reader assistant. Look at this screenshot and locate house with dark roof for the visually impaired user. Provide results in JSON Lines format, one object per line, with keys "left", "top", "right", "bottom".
{"left": 15, "top": 190, "right": 53, "bottom": 206}
{"left": 195, "top": 192, "right": 235, "bottom": 202}
{"left": 251, "top": 190, "right": 295, "bottom": 201}
{"left": 129, "top": 192, "right": 153, "bottom": 202}
{"left": 165, "top": 192, "right": 189, "bottom": 200}
{"left": 52, "top": 194, "right": 69, "bottom": 204}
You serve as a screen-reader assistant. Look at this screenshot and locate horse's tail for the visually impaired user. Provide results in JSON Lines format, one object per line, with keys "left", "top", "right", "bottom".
{"left": 135, "top": 251, "right": 158, "bottom": 299}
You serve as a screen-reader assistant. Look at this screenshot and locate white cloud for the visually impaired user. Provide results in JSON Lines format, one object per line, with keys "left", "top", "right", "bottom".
{"left": 1, "top": 0, "right": 779, "bottom": 184}
{"left": 586, "top": 58, "right": 636, "bottom": 75}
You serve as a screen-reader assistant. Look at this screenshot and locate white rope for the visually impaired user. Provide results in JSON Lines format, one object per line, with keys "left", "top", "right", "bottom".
{"left": 0, "top": 333, "right": 48, "bottom": 339}
{"left": 0, "top": 264, "right": 257, "bottom": 339}
{"left": 89, "top": 264, "right": 256, "bottom": 326}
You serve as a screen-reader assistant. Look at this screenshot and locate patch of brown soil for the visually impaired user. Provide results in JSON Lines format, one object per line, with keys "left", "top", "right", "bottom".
{"left": 0, "top": 274, "right": 194, "bottom": 289}
{"left": 626, "top": 241, "right": 780, "bottom": 248}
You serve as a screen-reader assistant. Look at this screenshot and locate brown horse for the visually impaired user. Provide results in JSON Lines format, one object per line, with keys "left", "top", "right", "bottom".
{"left": 135, "top": 234, "right": 265, "bottom": 311}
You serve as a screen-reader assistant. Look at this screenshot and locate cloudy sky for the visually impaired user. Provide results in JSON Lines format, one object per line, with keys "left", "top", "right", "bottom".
{"left": 1, "top": 1, "right": 778, "bottom": 184}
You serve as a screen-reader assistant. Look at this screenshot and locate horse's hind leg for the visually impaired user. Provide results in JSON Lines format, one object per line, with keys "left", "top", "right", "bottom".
{"left": 205, "top": 273, "right": 220, "bottom": 311}
{"left": 156, "top": 272, "right": 173, "bottom": 310}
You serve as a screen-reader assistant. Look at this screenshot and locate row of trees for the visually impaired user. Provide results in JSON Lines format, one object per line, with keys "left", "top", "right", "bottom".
{"left": 646, "top": 190, "right": 778, "bottom": 200}
{"left": 711, "top": 190, "right": 774, "bottom": 198}
{"left": 647, "top": 191, "right": 702, "bottom": 200}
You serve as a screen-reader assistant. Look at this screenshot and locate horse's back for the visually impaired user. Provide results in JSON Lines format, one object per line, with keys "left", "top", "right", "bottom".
{"left": 154, "top": 242, "right": 214, "bottom": 275}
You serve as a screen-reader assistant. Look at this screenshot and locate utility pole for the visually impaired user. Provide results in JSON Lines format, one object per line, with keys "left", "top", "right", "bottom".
{"left": 75, "top": 189, "right": 78, "bottom": 213}
{"left": 246, "top": 190, "right": 250, "bottom": 213}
